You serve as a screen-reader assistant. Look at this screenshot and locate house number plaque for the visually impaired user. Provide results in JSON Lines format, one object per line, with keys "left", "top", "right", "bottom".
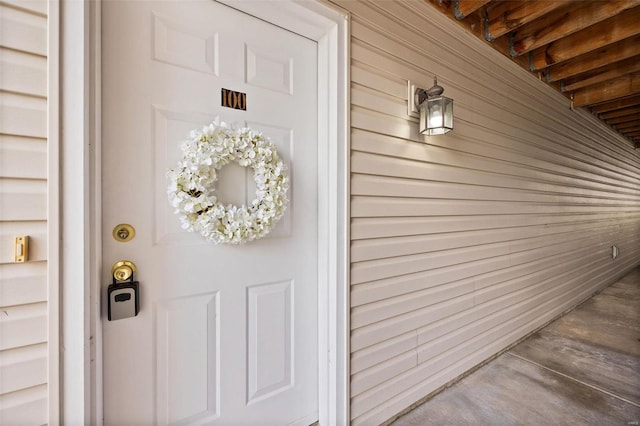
{"left": 221, "top": 88, "right": 246, "bottom": 111}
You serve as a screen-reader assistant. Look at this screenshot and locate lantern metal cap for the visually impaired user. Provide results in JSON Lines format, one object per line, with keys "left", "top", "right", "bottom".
{"left": 415, "top": 77, "right": 445, "bottom": 107}
{"left": 425, "top": 77, "right": 444, "bottom": 97}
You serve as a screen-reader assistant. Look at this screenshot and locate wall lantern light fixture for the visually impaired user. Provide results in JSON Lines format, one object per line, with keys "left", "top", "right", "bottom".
{"left": 414, "top": 77, "right": 453, "bottom": 136}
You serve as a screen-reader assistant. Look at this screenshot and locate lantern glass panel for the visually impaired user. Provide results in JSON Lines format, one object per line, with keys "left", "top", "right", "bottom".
{"left": 417, "top": 94, "right": 454, "bottom": 136}
{"left": 443, "top": 97, "right": 453, "bottom": 130}
{"left": 428, "top": 126, "right": 448, "bottom": 136}
{"left": 427, "top": 98, "right": 443, "bottom": 129}
{"left": 419, "top": 102, "right": 428, "bottom": 134}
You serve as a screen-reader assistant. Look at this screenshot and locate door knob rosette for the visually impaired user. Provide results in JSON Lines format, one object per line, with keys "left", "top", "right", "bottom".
{"left": 111, "top": 260, "right": 137, "bottom": 282}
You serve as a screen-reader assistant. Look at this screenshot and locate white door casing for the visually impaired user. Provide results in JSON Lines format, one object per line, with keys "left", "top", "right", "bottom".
{"left": 101, "top": 1, "right": 326, "bottom": 424}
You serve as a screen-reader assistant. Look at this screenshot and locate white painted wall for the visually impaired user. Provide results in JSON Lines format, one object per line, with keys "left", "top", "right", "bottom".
{"left": 328, "top": 1, "right": 640, "bottom": 424}
{"left": 0, "top": 1, "right": 50, "bottom": 423}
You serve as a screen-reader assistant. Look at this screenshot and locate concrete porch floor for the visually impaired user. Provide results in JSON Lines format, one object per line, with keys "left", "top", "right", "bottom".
{"left": 392, "top": 266, "right": 640, "bottom": 426}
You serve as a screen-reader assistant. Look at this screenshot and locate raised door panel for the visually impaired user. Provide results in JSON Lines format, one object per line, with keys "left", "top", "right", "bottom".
{"left": 156, "top": 293, "right": 219, "bottom": 424}
{"left": 247, "top": 280, "right": 293, "bottom": 404}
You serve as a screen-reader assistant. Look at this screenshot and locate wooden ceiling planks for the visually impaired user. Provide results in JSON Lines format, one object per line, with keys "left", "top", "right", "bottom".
{"left": 510, "top": 0, "right": 639, "bottom": 57}
{"left": 427, "top": 0, "right": 640, "bottom": 147}
{"left": 546, "top": 34, "right": 640, "bottom": 82}
{"left": 454, "top": 0, "right": 491, "bottom": 18}
{"left": 529, "top": 6, "right": 640, "bottom": 71}
{"left": 485, "top": 0, "right": 571, "bottom": 41}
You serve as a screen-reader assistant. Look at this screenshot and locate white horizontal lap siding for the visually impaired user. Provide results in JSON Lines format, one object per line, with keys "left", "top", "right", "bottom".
{"left": 0, "top": 2, "right": 48, "bottom": 425}
{"left": 328, "top": 0, "right": 640, "bottom": 424}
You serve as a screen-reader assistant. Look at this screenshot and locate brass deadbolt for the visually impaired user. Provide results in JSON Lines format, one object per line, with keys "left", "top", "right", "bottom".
{"left": 113, "top": 224, "right": 135, "bottom": 242}
{"left": 112, "top": 260, "right": 137, "bottom": 282}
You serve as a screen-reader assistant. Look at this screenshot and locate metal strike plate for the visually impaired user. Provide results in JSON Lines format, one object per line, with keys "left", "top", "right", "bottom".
{"left": 14, "top": 236, "right": 29, "bottom": 263}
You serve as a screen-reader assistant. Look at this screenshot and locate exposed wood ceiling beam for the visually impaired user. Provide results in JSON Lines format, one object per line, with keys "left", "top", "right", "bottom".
{"left": 625, "top": 132, "right": 640, "bottom": 138}
{"left": 546, "top": 34, "right": 640, "bottom": 82}
{"left": 425, "top": 0, "right": 640, "bottom": 143}
{"left": 606, "top": 113, "right": 640, "bottom": 126}
{"left": 453, "top": 0, "right": 490, "bottom": 20}
{"left": 530, "top": 7, "right": 640, "bottom": 71}
{"left": 615, "top": 120, "right": 640, "bottom": 130}
{"left": 573, "top": 73, "right": 640, "bottom": 108}
{"left": 590, "top": 94, "right": 640, "bottom": 114}
{"left": 600, "top": 106, "right": 640, "bottom": 120}
{"left": 426, "top": 0, "right": 530, "bottom": 69}
{"left": 615, "top": 120, "right": 640, "bottom": 132}
{"left": 510, "top": 0, "right": 640, "bottom": 57}
{"left": 562, "top": 56, "right": 640, "bottom": 93}
{"left": 485, "top": 0, "right": 569, "bottom": 41}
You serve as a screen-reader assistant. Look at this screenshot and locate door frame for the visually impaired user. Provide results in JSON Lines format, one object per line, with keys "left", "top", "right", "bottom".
{"left": 58, "top": 0, "right": 350, "bottom": 424}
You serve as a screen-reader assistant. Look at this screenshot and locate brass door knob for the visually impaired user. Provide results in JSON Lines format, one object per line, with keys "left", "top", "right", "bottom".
{"left": 111, "top": 260, "right": 137, "bottom": 282}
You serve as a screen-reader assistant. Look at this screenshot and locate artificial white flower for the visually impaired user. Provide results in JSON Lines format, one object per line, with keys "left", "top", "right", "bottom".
{"left": 167, "top": 120, "right": 289, "bottom": 244}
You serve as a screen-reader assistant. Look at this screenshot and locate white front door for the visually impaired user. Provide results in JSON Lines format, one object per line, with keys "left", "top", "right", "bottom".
{"left": 101, "top": 1, "right": 318, "bottom": 424}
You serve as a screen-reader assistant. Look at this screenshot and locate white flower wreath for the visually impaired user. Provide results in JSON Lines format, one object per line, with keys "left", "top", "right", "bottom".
{"left": 167, "top": 120, "right": 288, "bottom": 244}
